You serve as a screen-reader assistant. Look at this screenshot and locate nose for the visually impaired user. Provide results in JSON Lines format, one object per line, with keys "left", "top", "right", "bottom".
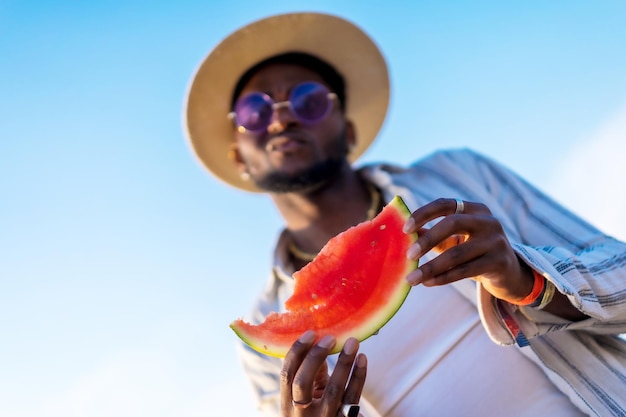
{"left": 267, "top": 100, "right": 299, "bottom": 133}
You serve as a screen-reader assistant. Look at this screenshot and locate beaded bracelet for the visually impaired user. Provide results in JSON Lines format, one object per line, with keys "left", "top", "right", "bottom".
{"left": 530, "top": 277, "right": 556, "bottom": 310}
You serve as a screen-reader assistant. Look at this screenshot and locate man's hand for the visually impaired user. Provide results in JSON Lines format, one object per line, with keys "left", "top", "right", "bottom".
{"left": 280, "top": 331, "right": 367, "bottom": 417}
{"left": 402, "top": 198, "right": 586, "bottom": 320}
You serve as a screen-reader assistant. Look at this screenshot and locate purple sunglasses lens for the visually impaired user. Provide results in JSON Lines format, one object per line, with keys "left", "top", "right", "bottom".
{"left": 234, "top": 93, "right": 273, "bottom": 132}
{"left": 290, "top": 82, "right": 332, "bottom": 123}
{"left": 233, "top": 82, "right": 333, "bottom": 132}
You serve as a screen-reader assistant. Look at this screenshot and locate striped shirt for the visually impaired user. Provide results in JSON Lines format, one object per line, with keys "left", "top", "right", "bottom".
{"left": 238, "top": 148, "right": 626, "bottom": 416}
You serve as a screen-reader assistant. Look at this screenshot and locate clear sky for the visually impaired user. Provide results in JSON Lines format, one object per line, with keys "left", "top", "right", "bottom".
{"left": 1, "top": 1, "right": 625, "bottom": 416}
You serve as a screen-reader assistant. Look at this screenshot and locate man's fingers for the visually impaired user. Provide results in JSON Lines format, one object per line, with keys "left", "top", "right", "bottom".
{"left": 343, "top": 353, "right": 367, "bottom": 404}
{"left": 316, "top": 338, "right": 362, "bottom": 416}
{"left": 313, "top": 360, "right": 329, "bottom": 398}
{"left": 281, "top": 333, "right": 366, "bottom": 417}
{"left": 404, "top": 198, "right": 486, "bottom": 233}
{"left": 280, "top": 331, "right": 317, "bottom": 413}
{"left": 291, "top": 334, "right": 336, "bottom": 408}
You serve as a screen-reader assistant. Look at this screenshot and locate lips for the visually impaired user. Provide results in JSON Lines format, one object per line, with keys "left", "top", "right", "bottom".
{"left": 265, "top": 133, "right": 307, "bottom": 153}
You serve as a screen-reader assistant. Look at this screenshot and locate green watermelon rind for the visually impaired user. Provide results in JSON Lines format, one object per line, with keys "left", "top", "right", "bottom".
{"left": 230, "top": 195, "right": 418, "bottom": 358}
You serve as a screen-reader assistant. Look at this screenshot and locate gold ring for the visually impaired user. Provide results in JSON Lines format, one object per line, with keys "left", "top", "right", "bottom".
{"left": 292, "top": 399, "right": 313, "bottom": 409}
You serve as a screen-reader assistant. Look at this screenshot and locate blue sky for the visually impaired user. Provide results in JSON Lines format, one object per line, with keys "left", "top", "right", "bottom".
{"left": 1, "top": 1, "right": 625, "bottom": 416}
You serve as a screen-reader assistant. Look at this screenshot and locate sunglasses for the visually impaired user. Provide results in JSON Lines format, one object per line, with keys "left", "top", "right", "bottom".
{"left": 228, "top": 81, "right": 338, "bottom": 133}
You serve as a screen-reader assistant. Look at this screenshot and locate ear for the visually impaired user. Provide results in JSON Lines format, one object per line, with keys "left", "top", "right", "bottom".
{"left": 228, "top": 142, "right": 247, "bottom": 175}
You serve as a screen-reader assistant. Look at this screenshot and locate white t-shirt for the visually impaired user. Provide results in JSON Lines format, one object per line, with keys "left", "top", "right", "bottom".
{"left": 348, "top": 280, "right": 585, "bottom": 416}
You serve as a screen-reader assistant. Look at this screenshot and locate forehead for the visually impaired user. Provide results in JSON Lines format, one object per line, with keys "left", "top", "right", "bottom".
{"left": 238, "top": 63, "right": 328, "bottom": 95}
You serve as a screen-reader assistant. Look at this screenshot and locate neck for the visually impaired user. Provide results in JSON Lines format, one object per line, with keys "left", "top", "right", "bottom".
{"left": 271, "top": 168, "right": 379, "bottom": 259}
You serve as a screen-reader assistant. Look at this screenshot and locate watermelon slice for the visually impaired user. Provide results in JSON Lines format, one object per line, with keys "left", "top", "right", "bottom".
{"left": 230, "top": 195, "right": 417, "bottom": 358}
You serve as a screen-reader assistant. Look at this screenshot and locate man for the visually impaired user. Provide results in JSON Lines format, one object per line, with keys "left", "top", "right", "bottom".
{"left": 184, "top": 12, "right": 626, "bottom": 417}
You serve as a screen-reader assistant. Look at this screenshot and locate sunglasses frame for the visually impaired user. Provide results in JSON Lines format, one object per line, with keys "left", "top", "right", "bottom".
{"left": 227, "top": 81, "right": 338, "bottom": 133}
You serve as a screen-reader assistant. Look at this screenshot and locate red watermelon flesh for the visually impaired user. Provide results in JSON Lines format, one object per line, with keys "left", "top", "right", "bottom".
{"left": 230, "top": 195, "right": 417, "bottom": 358}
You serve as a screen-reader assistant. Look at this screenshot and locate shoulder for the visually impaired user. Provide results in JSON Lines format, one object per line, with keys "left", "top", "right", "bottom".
{"left": 414, "top": 148, "right": 513, "bottom": 180}
{"left": 359, "top": 148, "right": 509, "bottom": 192}
{"left": 360, "top": 148, "right": 488, "bottom": 172}
{"left": 417, "top": 148, "right": 494, "bottom": 167}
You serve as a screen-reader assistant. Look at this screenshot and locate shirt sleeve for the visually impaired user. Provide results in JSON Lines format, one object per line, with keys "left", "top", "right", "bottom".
{"left": 236, "top": 340, "right": 282, "bottom": 417}
{"left": 451, "top": 149, "right": 626, "bottom": 342}
{"left": 235, "top": 268, "right": 286, "bottom": 417}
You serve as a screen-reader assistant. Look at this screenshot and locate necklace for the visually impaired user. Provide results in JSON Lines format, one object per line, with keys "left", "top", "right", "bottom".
{"left": 288, "top": 183, "right": 382, "bottom": 262}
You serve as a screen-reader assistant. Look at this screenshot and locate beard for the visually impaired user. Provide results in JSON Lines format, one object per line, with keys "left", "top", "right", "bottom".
{"left": 252, "top": 134, "right": 349, "bottom": 193}
{"left": 254, "top": 156, "right": 346, "bottom": 193}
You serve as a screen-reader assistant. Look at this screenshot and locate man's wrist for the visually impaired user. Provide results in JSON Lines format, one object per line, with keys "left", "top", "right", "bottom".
{"left": 509, "top": 269, "right": 545, "bottom": 306}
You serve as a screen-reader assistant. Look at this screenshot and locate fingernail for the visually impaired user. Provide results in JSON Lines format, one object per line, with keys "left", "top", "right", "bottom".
{"left": 356, "top": 353, "right": 367, "bottom": 367}
{"left": 406, "top": 269, "right": 422, "bottom": 285}
{"left": 343, "top": 338, "right": 358, "bottom": 355}
{"left": 403, "top": 217, "right": 415, "bottom": 234}
{"left": 318, "top": 335, "right": 336, "bottom": 349}
{"left": 298, "top": 330, "right": 316, "bottom": 344}
{"left": 407, "top": 243, "right": 421, "bottom": 260}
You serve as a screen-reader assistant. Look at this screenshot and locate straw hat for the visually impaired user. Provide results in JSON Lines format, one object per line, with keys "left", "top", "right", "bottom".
{"left": 183, "top": 12, "right": 390, "bottom": 192}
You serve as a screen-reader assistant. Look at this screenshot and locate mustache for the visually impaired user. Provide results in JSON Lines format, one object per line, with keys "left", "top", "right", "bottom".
{"left": 265, "top": 129, "right": 308, "bottom": 151}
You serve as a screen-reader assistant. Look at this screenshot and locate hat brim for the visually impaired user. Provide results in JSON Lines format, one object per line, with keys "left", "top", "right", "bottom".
{"left": 184, "top": 12, "right": 390, "bottom": 192}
